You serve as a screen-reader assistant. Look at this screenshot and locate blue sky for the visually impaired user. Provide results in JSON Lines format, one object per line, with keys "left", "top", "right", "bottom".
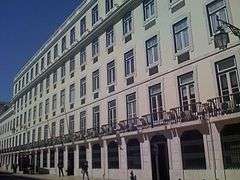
{"left": 0, "top": 0, "right": 83, "bottom": 102}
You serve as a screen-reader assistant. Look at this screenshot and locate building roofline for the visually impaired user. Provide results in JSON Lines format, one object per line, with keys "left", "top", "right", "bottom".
{"left": 14, "top": 0, "right": 91, "bottom": 82}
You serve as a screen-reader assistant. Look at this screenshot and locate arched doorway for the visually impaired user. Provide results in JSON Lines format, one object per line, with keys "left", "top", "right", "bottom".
{"left": 67, "top": 146, "right": 75, "bottom": 176}
{"left": 180, "top": 130, "right": 206, "bottom": 169}
{"left": 92, "top": 144, "right": 101, "bottom": 169}
{"left": 150, "top": 135, "right": 169, "bottom": 180}
{"left": 108, "top": 141, "right": 119, "bottom": 169}
{"left": 221, "top": 123, "right": 240, "bottom": 169}
{"left": 127, "top": 139, "right": 141, "bottom": 169}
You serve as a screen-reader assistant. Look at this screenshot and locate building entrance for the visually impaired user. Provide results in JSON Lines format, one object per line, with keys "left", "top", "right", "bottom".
{"left": 150, "top": 135, "right": 170, "bottom": 180}
{"left": 67, "top": 146, "right": 74, "bottom": 176}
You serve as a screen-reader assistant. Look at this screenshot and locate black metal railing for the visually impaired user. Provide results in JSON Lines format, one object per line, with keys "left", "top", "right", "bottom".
{"left": 100, "top": 123, "right": 117, "bottom": 135}
{"left": 117, "top": 117, "right": 140, "bottom": 132}
{"left": 2, "top": 93, "right": 240, "bottom": 154}
{"left": 170, "top": 102, "right": 204, "bottom": 123}
{"left": 207, "top": 92, "right": 240, "bottom": 117}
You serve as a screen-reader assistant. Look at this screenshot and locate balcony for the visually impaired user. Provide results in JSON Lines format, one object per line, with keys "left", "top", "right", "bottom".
{"left": 141, "top": 102, "right": 205, "bottom": 128}
{"left": 207, "top": 92, "right": 240, "bottom": 117}
{"left": 2, "top": 93, "right": 240, "bottom": 155}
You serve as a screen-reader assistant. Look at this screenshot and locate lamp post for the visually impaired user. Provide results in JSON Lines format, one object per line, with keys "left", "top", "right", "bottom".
{"left": 214, "top": 16, "right": 240, "bottom": 50}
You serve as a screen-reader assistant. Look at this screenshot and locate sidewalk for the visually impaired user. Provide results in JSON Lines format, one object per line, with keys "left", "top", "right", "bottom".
{"left": 0, "top": 168, "right": 103, "bottom": 180}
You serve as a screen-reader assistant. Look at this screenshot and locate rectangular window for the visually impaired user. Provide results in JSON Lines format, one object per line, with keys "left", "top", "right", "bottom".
{"left": 33, "top": 106, "right": 37, "bottom": 120}
{"left": 61, "top": 63, "right": 66, "bottom": 78}
{"left": 69, "top": 115, "right": 74, "bottom": 134}
{"left": 28, "top": 109, "right": 32, "bottom": 122}
{"left": 38, "top": 127, "right": 42, "bottom": 141}
{"left": 143, "top": 0, "right": 155, "bottom": 21}
{"left": 173, "top": 18, "right": 189, "bottom": 53}
{"left": 27, "top": 131, "right": 30, "bottom": 143}
{"left": 39, "top": 103, "right": 43, "bottom": 117}
{"left": 69, "top": 56, "right": 75, "bottom": 72}
{"left": 178, "top": 72, "right": 196, "bottom": 111}
{"left": 80, "top": 48, "right": 86, "bottom": 65}
{"left": 146, "top": 35, "right": 158, "bottom": 66}
{"left": 32, "top": 129, "right": 36, "bottom": 142}
{"left": 215, "top": 57, "right": 240, "bottom": 102}
{"left": 53, "top": 70, "right": 57, "bottom": 84}
{"left": 19, "top": 134, "right": 22, "bottom": 145}
{"left": 30, "top": 68, "right": 34, "bottom": 80}
{"left": 34, "top": 86, "right": 38, "bottom": 97}
{"left": 207, "top": 0, "right": 228, "bottom": 36}
{"left": 46, "top": 76, "right": 50, "bottom": 89}
{"left": 92, "top": 38, "right": 99, "bottom": 57}
{"left": 126, "top": 93, "right": 136, "bottom": 119}
{"left": 123, "top": 11, "right": 132, "bottom": 35}
{"left": 44, "top": 125, "right": 48, "bottom": 139}
{"left": 92, "top": 5, "right": 99, "bottom": 26}
{"left": 107, "top": 60, "right": 115, "bottom": 85}
{"left": 69, "top": 84, "right": 75, "bottom": 103}
{"left": 35, "top": 63, "right": 39, "bottom": 76}
{"left": 41, "top": 58, "right": 45, "bottom": 71}
{"left": 106, "top": 0, "right": 113, "bottom": 14}
{"left": 149, "top": 84, "right": 163, "bottom": 122}
{"left": 23, "top": 133, "right": 26, "bottom": 145}
{"left": 26, "top": 72, "right": 29, "bottom": 84}
{"left": 60, "top": 89, "right": 65, "bottom": 107}
{"left": 124, "top": 49, "right": 134, "bottom": 77}
{"left": 52, "top": 94, "right": 57, "bottom": 111}
{"left": 108, "top": 100, "right": 116, "bottom": 126}
{"left": 80, "top": 111, "right": 86, "bottom": 132}
{"left": 92, "top": 70, "right": 100, "bottom": 92}
{"left": 70, "top": 27, "right": 76, "bottom": 45}
{"left": 80, "top": 77, "right": 86, "bottom": 97}
{"left": 61, "top": 36, "right": 66, "bottom": 53}
{"left": 45, "top": 98, "right": 49, "bottom": 115}
{"left": 59, "top": 119, "right": 64, "bottom": 136}
{"left": 47, "top": 51, "right": 51, "bottom": 65}
{"left": 106, "top": 26, "right": 114, "bottom": 47}
{"left": 93, "top": 106, "right": 100, "bottom": 131}
{"left": 80, "top": 16, "right": 86, "bottom": 36}
{"left": 54, "top": 44, "right": 58, "bottom": 59}
{"left": 51, "top": 122, "right": 56, "bottom": 138}
{"left": 40, "top": 81, "right": 43, "bottom": 93}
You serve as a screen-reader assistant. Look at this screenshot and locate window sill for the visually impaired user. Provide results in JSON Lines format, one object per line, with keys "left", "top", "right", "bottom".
{"left": 144, "top": 16, "right": 156, "bottom": 26}
{"left": 92, "top": 18, "right": 103, "bottom": 29}
{"left": 175, "top": 47, "right": 190, "bottom": 57}
{"left": 123, "top": 31, "right": 132, "bottom": 39}
{"left": 146, "top": 62, "right": 159, "bottom": 70}
{"left": 169, "top": 0, "right": 185, "bottom": 9}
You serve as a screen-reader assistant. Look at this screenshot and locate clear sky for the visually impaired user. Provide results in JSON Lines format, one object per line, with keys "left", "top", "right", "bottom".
{"left": 0, "top": 0, "right": 83, "bottom": 102}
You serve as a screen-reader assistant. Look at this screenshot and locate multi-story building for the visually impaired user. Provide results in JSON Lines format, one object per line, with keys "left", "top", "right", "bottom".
{"left": 0, "top": 0, "right": 240, "bottom": 179}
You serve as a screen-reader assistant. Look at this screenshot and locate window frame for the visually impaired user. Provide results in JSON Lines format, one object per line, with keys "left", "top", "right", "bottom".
{"left": 145, "top": 35, "right": 159, "bottom": 67}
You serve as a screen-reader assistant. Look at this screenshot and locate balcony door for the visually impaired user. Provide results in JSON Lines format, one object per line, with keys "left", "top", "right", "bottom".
{"left": 149, "top": 84, "right": 163, "bottom": 124}
{"left": 216, "top": 57, "right": 240, "bottom": 105}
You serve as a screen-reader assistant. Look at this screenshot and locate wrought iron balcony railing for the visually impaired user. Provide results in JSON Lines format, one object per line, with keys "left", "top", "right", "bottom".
{"left": 170, "top": 102, "right": 205, "bottom": 123}
{"left": 100, "top": 123, "right": 117, "bottom": 135}
{"left": 117, "top": 117, "right": 140, "bottom": 132}
{"left": 207, "top": 92, "right": 240, "bottom": 117}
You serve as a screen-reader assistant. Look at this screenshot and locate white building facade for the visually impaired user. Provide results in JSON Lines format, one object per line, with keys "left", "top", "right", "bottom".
{"left": 1, "top": 0, "right": 240, "bottom": 179}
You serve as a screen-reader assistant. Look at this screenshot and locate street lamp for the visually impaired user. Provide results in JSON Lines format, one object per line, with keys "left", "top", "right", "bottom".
{"left": 214, "top": 16, "right": 240, "bottom": 50}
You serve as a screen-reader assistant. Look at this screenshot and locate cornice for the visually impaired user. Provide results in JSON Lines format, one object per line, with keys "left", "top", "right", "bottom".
{"left": 11, "top": 0, "right": 141, "bottom": 103}
{"left": 14, "top": 0, "right": 95, "bottom": 83}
